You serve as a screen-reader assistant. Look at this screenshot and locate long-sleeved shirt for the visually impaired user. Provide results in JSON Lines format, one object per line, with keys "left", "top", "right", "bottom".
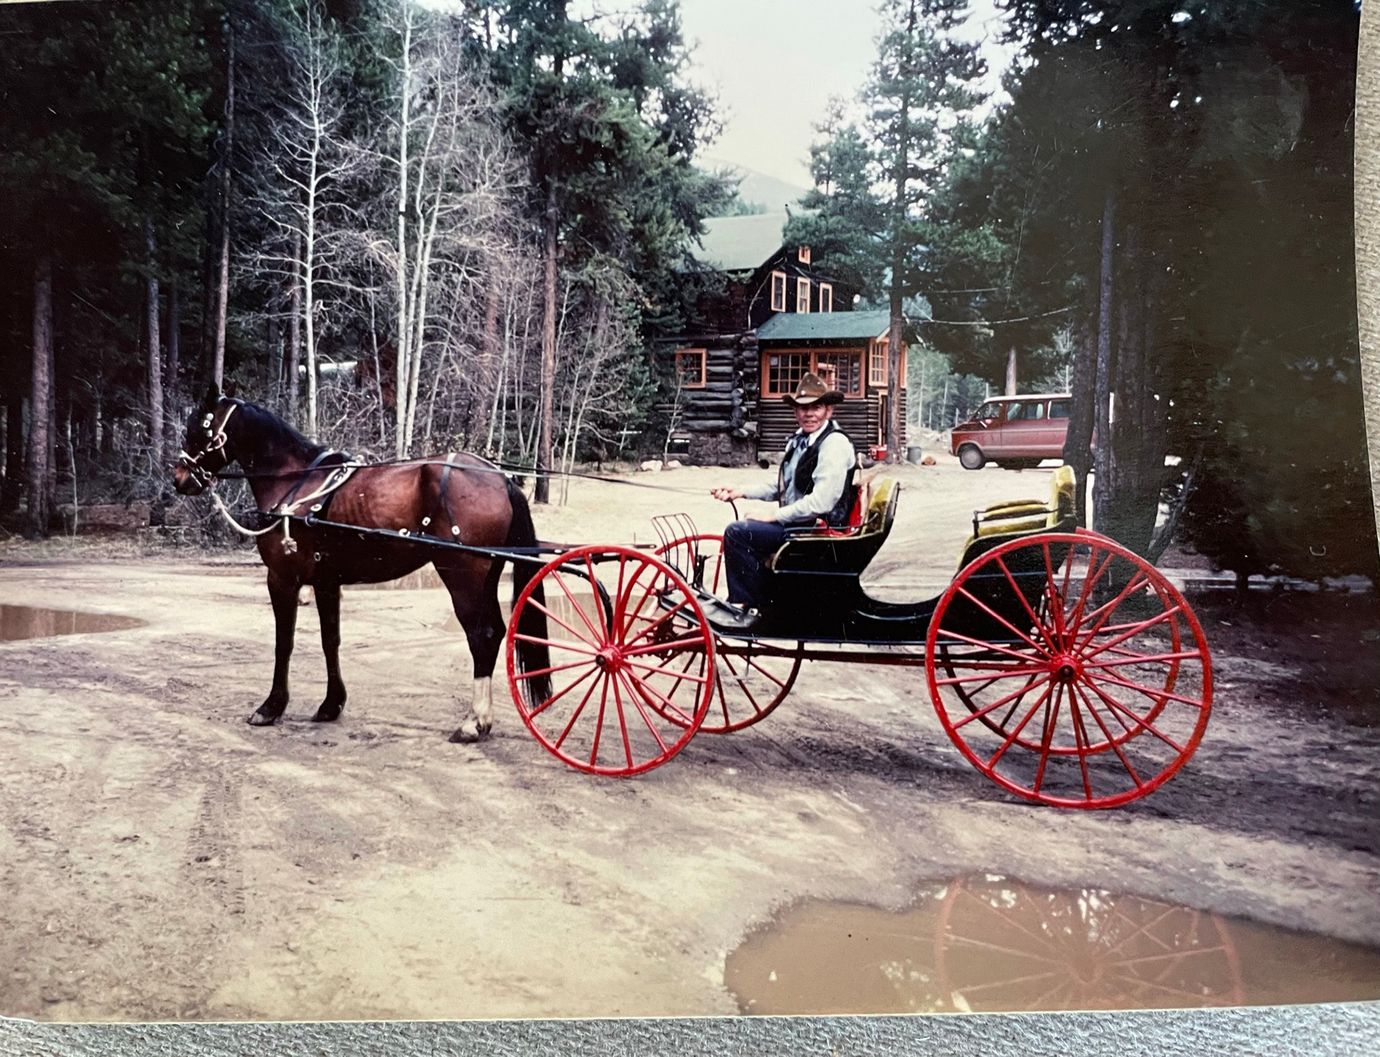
{"left": 743, "top": 425, "right": 855, "bottom": 525}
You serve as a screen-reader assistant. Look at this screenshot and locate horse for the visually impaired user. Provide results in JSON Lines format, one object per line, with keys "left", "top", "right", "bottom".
{"left": 172, "top": 383, "right": 551, "bottom": 743}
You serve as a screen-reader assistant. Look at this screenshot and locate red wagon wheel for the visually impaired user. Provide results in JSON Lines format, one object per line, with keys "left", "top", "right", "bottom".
{"left": 504, "top": 544, "right": 715, "bottom": 776}
{"left": 935, "top": 875, "right": 1243, "bottom": 1011}
{"left": 645, "top": 534, "right": 803, "bottom": 733}
{"left": 925, "top": 530, "right": 1212, "bottom": 808}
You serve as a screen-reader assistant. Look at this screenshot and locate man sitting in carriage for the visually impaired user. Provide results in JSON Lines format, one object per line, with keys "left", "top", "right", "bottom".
{"left": 710, "top": 372, "right": 857, "bottom": 622}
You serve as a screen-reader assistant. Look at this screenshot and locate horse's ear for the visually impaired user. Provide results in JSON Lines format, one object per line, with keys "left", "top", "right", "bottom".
{"left": 202, "top": 382, "right": 220, "bottom": 409}
{"left": 223, "top": 378, "right": 239, "bottom": 399}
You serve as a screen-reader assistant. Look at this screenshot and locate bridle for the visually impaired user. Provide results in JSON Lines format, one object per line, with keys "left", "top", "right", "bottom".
{"left": 176, "top": 399, "right": 241, "bottom": 491}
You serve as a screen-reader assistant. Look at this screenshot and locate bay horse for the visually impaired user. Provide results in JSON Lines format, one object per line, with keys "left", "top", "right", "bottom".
{"left": 172, "top": 384, "right": 551, "bottom": 742}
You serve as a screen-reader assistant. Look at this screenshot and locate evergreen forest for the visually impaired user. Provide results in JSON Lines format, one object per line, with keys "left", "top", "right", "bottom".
{"left": 0, "top": 0, "right": 1372, "bottom": 584}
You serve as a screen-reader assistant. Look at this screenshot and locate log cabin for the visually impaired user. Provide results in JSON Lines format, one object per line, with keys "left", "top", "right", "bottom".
{"left": 660, "top": 210, "right": 912, "bottom": 465}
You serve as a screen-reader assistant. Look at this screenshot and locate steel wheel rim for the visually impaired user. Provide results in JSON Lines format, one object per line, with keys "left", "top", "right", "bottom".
{"left": 925, "top": 531, "right": 1213, "bottom": 808}
{"left": 505, "top": 544, "right": 715, "bottom": 776}
{"left": 650, "top": 534, "right": 802, "bottom": 733}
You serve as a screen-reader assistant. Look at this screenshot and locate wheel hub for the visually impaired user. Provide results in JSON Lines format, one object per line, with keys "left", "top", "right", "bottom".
{"left": 1049, "top": 652, "right": 1082, "bottom": 684}
{"left": 595, "top": 646, "right": 624, "bottom": 673}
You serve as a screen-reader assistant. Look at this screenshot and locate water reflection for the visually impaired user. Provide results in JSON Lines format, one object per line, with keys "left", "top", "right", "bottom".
{"left": 725, "top": 875, "right": 1380, "bottom": 1014}
{"left": 0, "top": 605, "right": 145, "bottom": 642}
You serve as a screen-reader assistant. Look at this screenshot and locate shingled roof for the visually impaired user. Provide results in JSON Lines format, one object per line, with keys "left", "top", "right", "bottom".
{"left": 756, "top": 309, "right": 900, "bottom": 342}
{"left": 689, "top": 211, "right": 797, "bottom": 271}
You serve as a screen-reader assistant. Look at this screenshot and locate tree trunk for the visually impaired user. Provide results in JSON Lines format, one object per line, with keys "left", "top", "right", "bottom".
{"left": 212, "top": 23, "right": 235, "bottom": 388}
{"left": 1091, "top": 184, "right": 1116, "bottom": 539}
{"left": 26, "top": 255, "right": 54, "bottom": 536}
{"left": 2, "top": 388, "right": 22, "bottom": 514}
{"left": 535, "top": 184, "right": 558, "bottom": 503}
{"left": 1004, "top": 346, "right": 1018, "bottom": 396}
{"left": 394, "top": 7, "right": 413, "bottom": 457}
{"left": 288, "top": 229, "right": 302, "bottom": 423}
{"left": 473, "top": 263, "right": 501, "bottom": 447}
{"left": 144, "top": 216, "right": 165, "bottom": 472}
{"left": 167, "top": 277, "right": 181, "bottom": 397}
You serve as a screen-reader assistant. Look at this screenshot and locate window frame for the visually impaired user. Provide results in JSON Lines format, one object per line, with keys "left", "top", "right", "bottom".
{"left": 760, "top": 348, "right": 865, "bottom": 400}
{"left": 796, "top": 277, "right": 811, "bottom": 314}
{"left": 769, "top": 270, "right": 787, "bottom": 312}
{"left": 673, "top": 347, "right": 707, "bottom": 389}
{"left": 798, "top": 245, "right": 811, "bottom": 265}
{"left": 819, "top": 282, "right": 833, "bottom": 313}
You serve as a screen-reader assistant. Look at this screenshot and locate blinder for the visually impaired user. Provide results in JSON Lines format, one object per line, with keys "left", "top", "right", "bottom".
{"left": 177, "top": 401, "right": 240, "bottom": 490}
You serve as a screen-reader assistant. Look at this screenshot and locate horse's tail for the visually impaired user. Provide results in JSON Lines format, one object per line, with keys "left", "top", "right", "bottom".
{"left": 505, "top": 478, "right": 551, "bottom": 706}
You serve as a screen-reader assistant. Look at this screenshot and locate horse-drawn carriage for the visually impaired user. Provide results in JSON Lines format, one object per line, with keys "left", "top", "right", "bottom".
{"left": 176, "top": 391, "right": 1212, "bottom": 810}
{"left": 502, "top": 465, "right": 1212, "bottom": 808}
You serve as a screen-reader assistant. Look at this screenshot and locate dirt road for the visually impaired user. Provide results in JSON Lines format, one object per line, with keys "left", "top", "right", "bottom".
{"left": 1, "top": 458, "right": 1377, "bottom": 1020}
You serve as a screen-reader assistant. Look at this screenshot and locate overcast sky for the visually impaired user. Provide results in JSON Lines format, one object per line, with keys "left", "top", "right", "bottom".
{"left": 422, "top": 1, "right": 1015, "bottom": 188}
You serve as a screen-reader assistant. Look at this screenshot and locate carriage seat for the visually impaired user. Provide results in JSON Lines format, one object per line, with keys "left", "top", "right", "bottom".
{"left": 767, "top": 477, "right": 901, "bottom": 577}
{"left": 956, "top": 464, "right": 1077, "bottom": 569}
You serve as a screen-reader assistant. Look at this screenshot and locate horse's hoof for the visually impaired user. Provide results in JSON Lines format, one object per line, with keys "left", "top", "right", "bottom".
{"left": 311, "top": 703, "right": 344, "bottom": 723}
{"left": 247, "top": 709, "right": 280, "bottom": 727}
{"left": 448, "top": 721, "right": 489, "bottom": 744}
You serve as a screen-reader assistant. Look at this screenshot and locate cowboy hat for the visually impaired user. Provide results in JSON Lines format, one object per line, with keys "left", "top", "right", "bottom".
{"left": 783, "top": 372, "right": 844, "bottom": 407}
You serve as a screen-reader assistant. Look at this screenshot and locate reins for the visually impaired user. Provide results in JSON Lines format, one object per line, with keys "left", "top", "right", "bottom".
{"left": 211, "top": 456, "right": 719, "bottom": 497}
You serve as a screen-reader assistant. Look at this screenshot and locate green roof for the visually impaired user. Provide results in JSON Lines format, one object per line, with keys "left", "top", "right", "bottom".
{"left": 690, "top": 211, "right": 793, "bottom": 271}
{"left": 756, "top": 309, "right": 897, "bottom": 342}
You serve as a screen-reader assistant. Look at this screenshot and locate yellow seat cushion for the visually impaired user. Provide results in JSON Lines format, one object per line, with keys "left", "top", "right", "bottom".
{"left": 957, "top": 465, "right": 1078, "bottom": 566}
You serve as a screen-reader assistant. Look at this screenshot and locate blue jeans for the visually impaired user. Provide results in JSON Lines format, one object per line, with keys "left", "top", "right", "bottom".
{"left": 723, "top": 519, "right": 788, "bottom": 609}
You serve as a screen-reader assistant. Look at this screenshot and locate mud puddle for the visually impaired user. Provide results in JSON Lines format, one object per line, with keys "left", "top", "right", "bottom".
{"left": 725, "top": 874, "right": 1380, "bottom": 1014}
{"left": 0, "top": 605, "right": 145, "bottom": 641}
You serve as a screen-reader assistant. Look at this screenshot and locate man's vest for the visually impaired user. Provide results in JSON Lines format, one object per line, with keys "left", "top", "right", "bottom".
{"left": 779, "top": 419, "right": 857, "bottom": 527}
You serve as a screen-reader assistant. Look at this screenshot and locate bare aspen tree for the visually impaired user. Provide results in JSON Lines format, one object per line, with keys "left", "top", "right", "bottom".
{"left": 373, "top": 5, "right": 526, "bottom": 457}
{"left": 238, "top": 0, "right": 362, "bottom": 439}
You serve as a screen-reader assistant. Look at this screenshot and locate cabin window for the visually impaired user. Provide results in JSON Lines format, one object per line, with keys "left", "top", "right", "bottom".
{"left": 869, "top": 338, "right": 888, "bottom": 387}
{"left": 762, "top": 349, "right": 864, "bottom": 399}
{"left": 770, "top": 271, "right": 787, "bottom": 312}
{"left": 798, "top": 245, "right": 811, "bottom": 265}
{"left": 813, "top": 350, "right": 863, "bottom": 397}
{"left": 674, "top": 347, "right": 707, "bottom": 389}
{"left": 796, "top": 278, "right": 811, "bottom": 313}
{"left": 819, "top": 282, "right": 833, "bottom": 313}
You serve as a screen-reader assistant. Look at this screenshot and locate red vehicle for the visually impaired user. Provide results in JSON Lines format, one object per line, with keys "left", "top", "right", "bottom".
{"left": 951, "top": 393, "right": 1072, "bottom": 470}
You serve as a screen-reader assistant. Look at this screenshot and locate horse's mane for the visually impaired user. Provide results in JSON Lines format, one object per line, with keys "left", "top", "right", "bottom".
{"left": 235, "top": 399, "right": 330, "bottom": 462}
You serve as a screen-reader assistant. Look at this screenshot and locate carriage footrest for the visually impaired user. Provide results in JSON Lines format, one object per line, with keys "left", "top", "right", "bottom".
{"left": 695, "top": 592, "right": 762, "bottom": 631}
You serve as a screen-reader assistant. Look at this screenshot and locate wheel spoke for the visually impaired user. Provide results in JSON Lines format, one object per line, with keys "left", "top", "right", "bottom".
{"left": 936, "top": 663, "right": 1050, "bottom": 687}
{"left": 951, "top": 673, "right": 1055, "bottom": 730}
{"left": 1074, "top": 571, "right": 1154, "bottom": 646}
{"left": 525, "top": 665, "right": 598, "bottom": 719}
{"left": 1064, "top": 546, "right": 1120, "bottom": 637}
{"left": 935, "top": 625, "right": 1047, "bottom": 664}
{"left": 995, "top": 554, "right": 1061, "bottom": 653}
{"left": 622, "top": 634, "right": 708, "bottom": 659}
{"left": 1090, "top": 669, "right": 1207, "bottom": 710}
{"left": 622, "top": 596, "right": 696, "bottom": 649}
{"left": 954, "top": 585, "right": 1050, "bottom": 655}
{"left": 1082, "top": 649, "right": 1203, "bottom": 671}
{"left": 527, "top": 594, "right": 602, "bottom": 649}
{"left": 623, "top": 656, "right": 711, "bottom": 684}
{"left": 1080, "top": 606, "right": 1187, "bottom": 662}
{"left": 616, "top": 671, "right": 671, "bottom": 755}
{"left": 1030, "top": 684, "right": 1064, "bottom": 793}
{"left": 986, "top": 681, "right": 1056, "bottom": 769}
{"left": 609, "top": 670, "right": 634, "bottom": 769}
{"left": 621, "top": 667, "right": 698, "bottom": 727}
{"left": 551, "top": 672, "right": 602, "bottom": 750}
{"left": 1071, "top": 682, "right": 1145, "bottom": 789}
{"left": 1079, "top": 677, "right": 1187, "bottom": 753}
{"left": 513, "top": 653, "right": 602, "bottom": 681}
{"left": 552, "top": 567, "right": 606, "bottom": 644}
{"left": 1067, "top": 687, "right": 1095, "bottom": 801}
